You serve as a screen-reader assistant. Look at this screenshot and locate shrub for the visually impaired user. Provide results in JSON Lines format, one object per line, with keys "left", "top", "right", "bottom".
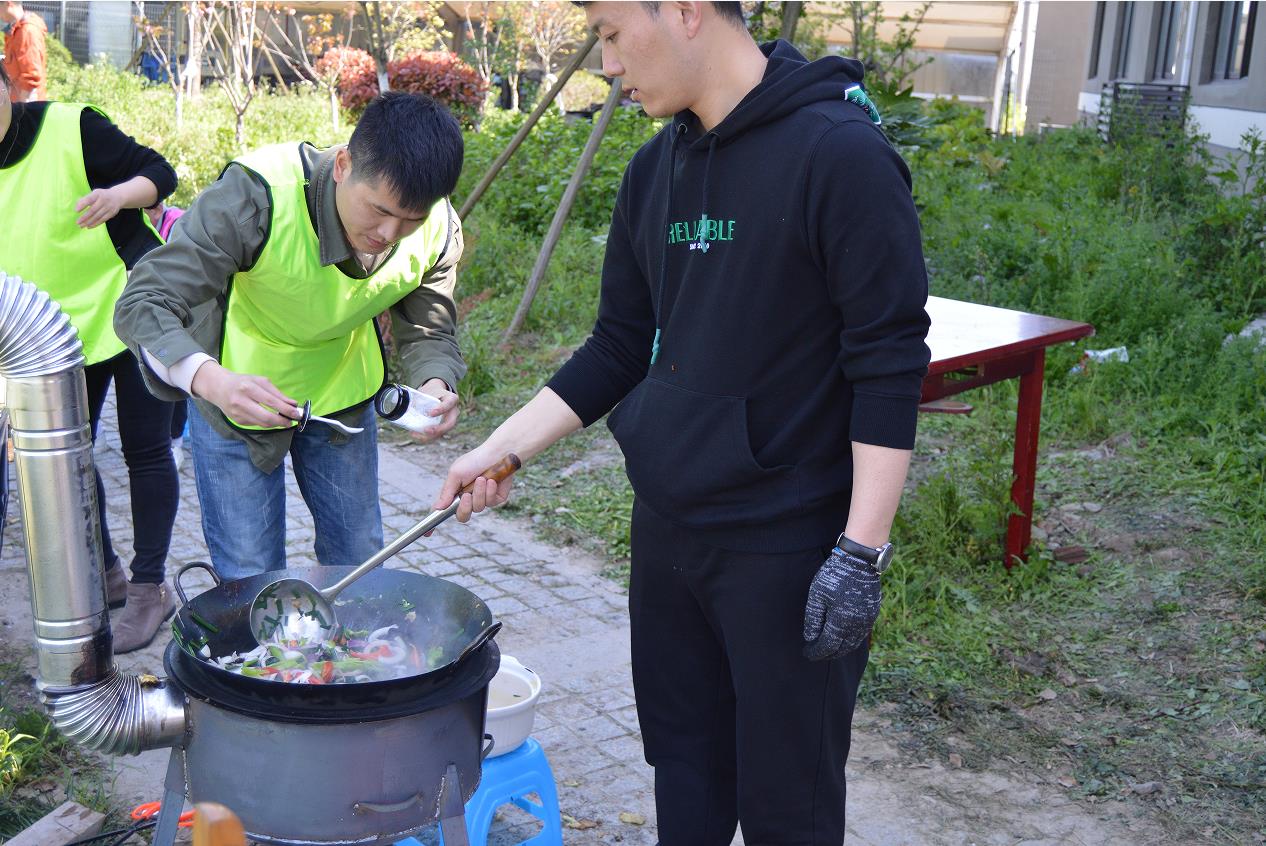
{"left": 313, "top": 46, "right": 376, "bottom": 89}
{"left": 338, "top": 50, "right": 488, "bottom": 127}
{"left": 559, "top": 70, "right": 612, "bottom": 112}
{"left": 457, "top": 106, "right": 662, "bottom": 236}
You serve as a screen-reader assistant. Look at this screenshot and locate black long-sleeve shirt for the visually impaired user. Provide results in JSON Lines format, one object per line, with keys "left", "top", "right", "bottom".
{"left": 0, "top": 101, "right": 176, "bottom": 268}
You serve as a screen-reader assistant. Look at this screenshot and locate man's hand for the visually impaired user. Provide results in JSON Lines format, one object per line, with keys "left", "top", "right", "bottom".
{"left": 432, "top": 443, "right": 515, "bottom": 525}
{"left": 191, "top": 361, "right": 300, "bottom": 429}
{"left": 75, "top": 187, "right": 126, "bottom": 229}
{"left": 407, "top": 377, "right": 459, "bottom": 444}
{"left": 802, "top": 547, "right": 882, "bottom": 661}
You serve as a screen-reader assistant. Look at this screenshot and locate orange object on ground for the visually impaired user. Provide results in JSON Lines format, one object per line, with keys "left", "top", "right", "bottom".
{"left": 131, "top": 801, "right": 195, "bottom": 828}
{"left": 193, "top": 803, "right": 246, "bottom": 846}
{"left": 2, "top": 11, "right": 47, "bottom": 101}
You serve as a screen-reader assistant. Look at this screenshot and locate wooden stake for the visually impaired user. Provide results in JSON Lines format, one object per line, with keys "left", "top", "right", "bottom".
{"left": 459, "top": 32, "right": 599, "bottom": 221}
{"left": 503, "top": 78, "right": 623, "bottom": 343}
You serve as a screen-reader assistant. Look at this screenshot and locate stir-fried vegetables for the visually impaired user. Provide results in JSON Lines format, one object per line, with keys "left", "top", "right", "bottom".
{"left": 206, "top": 625, "right": 445, "bottom": 684}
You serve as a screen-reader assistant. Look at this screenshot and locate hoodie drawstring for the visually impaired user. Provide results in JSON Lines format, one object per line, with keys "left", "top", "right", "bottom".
{"left": 651, "top": 124, "right": 687, "bottom": 368}
{"left": 651, "top": 127, "right": 717, "bottom": 370}
{"left": 694, "top": 135, "right": 718, "bottom": 253}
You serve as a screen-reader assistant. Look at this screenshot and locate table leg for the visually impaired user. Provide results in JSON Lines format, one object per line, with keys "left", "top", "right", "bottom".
{"left": 1007, "top": 350, "right": 1045, "bottom": 567}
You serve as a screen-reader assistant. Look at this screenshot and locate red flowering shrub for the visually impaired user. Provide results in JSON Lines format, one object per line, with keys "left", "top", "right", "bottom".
{"left": 313, "top": 47, "right": 376, "bottom": 88}
{"left": 334, "top": 50, "right": 487, "bottom": 127}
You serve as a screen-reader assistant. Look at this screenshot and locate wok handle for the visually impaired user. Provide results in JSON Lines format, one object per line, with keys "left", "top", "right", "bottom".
{"left": 456, "top": 620, "right": 502, "bottom": 665}
{"left": 351, "top": 791, "right": 425, "bottom": 815}
{"left": 321, "top": 455, "right": 522, "bottom": 600}
{"left": 481, "top": 734, "right": 495, "bottom": 761}
{"left": 173, "top": 561, "right": 222, "bottom": 606}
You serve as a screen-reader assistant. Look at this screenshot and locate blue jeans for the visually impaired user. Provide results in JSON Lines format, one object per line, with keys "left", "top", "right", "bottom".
{"left": 187, "top": 401, "right": 384, "bottom": 581}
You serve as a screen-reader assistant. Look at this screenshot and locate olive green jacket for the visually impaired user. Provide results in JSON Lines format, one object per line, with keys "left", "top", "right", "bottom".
{"left": 115, "top": 142, "right": 465, "bottom": 472}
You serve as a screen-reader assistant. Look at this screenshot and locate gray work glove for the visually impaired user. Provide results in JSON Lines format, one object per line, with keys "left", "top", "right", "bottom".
{"left": 802, "top": 547, "right": 882, "bottom": 661}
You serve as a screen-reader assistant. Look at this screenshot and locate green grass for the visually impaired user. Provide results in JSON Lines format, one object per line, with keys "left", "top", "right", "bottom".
{"left": 0, "top": 659, "right": 117, "bottom": 839}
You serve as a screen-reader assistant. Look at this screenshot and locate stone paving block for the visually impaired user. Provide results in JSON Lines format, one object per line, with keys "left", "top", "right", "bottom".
{"left": 553, "top": 583, "right": 596, "bottom": 601}
{"left": 538, "top": 696, "right": 602, "bottom": 724}
{"left": 584, "top": 686, "right": 637, "bottom": 714}
{"left": 609, "top": 704, "right": 641, "bottom": 732}
{"left": 487, "top": 596, "right": 527, "bottom": 615}
{"left": 571, "top": 714, "right": 629, "bottom": 744}
{"left": 569, "top": 596, "right": 623, "bottom": 619}
{"left": 508, "top": 588, "right": 555, "bottom": 610}
{"left": 597, "top": 734, "right": 646, "bottom": 766}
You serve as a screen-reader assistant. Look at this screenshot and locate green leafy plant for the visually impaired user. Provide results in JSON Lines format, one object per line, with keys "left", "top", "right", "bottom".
{"left": 0, "top": 725, "right": 35, "bottom": 791}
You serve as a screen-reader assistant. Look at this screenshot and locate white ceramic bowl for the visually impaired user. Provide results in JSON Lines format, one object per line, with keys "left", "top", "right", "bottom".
{"left": 485, "top": 655, "right": 541, "bottom": 758}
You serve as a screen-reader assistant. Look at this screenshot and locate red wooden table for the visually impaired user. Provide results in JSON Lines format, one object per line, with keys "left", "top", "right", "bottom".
{"left": 920, "top": 296, "right": 1094, "bottom": 566}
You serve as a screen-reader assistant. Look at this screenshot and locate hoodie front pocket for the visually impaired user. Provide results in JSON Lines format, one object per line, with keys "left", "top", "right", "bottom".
{"left": 607, "top": 377, "right": 799, "bottom": 528}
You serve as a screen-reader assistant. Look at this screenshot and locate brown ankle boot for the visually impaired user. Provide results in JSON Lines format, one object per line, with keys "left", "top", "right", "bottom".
{"left": 111, "top": 582, "right": 177, "bottom": 653}
{"left": 105, "top": 564, "right": 128, "bottom": 609}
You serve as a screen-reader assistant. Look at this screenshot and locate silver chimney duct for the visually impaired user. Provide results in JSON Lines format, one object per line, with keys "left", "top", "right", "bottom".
{"left": 0, "top": 271, "right": 185, "bottom": 754}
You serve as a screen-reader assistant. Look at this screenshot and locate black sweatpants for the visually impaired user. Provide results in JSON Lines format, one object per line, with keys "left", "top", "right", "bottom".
{"left": 629, "top": 499, "right": 868, "bottom": 846}
{"left": 84, "top": 350, "right": 179, "bottom": 584}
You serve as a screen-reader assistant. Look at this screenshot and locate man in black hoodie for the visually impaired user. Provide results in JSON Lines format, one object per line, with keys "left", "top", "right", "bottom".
{"left": 436, "top": 2, "right": 930, "bottom": 841}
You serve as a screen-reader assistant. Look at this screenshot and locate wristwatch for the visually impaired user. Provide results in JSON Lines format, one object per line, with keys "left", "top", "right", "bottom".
{"left": 836, "top": 533, "right": 895, "bottom": 575}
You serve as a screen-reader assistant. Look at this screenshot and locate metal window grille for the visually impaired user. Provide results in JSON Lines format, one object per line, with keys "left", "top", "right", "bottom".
{"left": 1098, "top": 81, "right": 1189, "bottom": 143}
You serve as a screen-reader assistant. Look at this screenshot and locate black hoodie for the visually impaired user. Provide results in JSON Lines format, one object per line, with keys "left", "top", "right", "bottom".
{"left": 547, "top": 41, "right": 931, "bottom": 552}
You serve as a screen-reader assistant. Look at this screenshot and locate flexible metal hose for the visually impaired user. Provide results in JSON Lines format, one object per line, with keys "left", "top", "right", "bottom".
{"left": 0, "top": 270, "right": 185, "bottom": 752}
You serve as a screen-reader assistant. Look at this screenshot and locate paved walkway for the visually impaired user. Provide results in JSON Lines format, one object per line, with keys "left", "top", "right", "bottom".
{"left": 0, "top": 396, "right": 1170, "bottom": 845}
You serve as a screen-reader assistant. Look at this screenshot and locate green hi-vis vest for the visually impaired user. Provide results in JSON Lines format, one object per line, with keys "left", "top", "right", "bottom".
{"left": 0, "top": 102, "right": 140, "bottom": 365}
{"left": 220, "top": 143, "right": 450, "bottom": 430}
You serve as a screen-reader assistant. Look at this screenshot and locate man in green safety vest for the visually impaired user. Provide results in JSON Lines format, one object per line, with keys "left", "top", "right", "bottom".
{"left": 115, "top": 92, "right": 467, "bottom": 581}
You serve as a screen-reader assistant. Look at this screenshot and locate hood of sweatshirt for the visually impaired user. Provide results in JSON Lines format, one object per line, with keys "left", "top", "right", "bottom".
{"left": 675, "top": 40, "right": 867, "bottom": 148}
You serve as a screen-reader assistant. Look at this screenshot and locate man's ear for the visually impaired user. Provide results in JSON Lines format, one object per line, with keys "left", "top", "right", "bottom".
{"left": 675, "top": 2, "right": 705, "bottom": 39}
{"left": 333, "top": 147, "right": 352, "bottom": 184}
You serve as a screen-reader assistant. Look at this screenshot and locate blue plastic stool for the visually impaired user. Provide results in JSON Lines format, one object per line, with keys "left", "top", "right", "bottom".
{"left": 398, "top": 737, "right": 562, "bottom": 846}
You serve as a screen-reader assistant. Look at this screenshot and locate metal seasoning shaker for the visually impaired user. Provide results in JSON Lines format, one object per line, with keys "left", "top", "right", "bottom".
{"left": 374, "top": 383, "right": 443, "bottom": 433}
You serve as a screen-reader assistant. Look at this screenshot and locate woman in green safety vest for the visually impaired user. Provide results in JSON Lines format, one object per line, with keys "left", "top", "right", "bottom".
{"left": 0, "top": 62, "right": 181, "bottom": 653}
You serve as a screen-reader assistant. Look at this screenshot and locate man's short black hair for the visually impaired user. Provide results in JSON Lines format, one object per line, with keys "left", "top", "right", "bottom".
{"left": 348, "top": 91, "right": 463, "bottom": 213}
{"left": 574, "top": 2, "right": 746, "bottom": 28}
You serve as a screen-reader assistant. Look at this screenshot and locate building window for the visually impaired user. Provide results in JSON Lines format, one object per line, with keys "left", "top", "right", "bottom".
{"left": 1089, "top": 2, "right": 1107, "bottom": 77}
{"left": 1111, "top": 1, "right": 1136, "bottom": 78}
{"left": 1152, "top": 2, "right": 1188, "bottom": 79}
{"left": 1211, "top": 1, "right": 1258, "bottom": 79}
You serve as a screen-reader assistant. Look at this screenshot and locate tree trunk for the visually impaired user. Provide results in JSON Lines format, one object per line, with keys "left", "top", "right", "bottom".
{"left": 234, "top": 110, "right": 245, "bottom": 149}
{"left": 779, "top": 1, "right": 804, "bottom": 42}
{"left": 184, "top": 2, "right": 203, "bottom": 100}
{"left": 328, "top": 85, "right": 340, "bottom": 132}
{"left": 174, "top": 88, "right": 183, "bottom": 129}
{"left": 376, "top": 65, "right": 390, "bottom": 93}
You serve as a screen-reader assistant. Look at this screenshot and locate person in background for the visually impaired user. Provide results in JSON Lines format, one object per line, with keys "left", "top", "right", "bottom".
{"left": 116, "top": 92, "right": 466, "bottom": 582}
{"left": 0, "top": 1, "right": 46, "bottom": 102}
{"left": 146, "top": 200, "right": 185, "bottom": 241}
{"left": 145, "top": 201, "right": 189, "bottom": 468}
{"left": 435, "top": 3, "right": 931, "bottom": 843}
{"left": 0, "top": 61, "right": 181, "bottom": 652}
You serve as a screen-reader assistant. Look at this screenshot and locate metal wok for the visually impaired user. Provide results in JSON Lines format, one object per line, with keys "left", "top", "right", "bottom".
{"left": 171, "top": 562, "right": 500, "bottom": 716}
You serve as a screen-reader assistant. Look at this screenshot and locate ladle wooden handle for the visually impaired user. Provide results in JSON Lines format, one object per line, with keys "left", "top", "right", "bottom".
{"left": 320, "top": 454, "right": 523, "bottom": 600}
{"left": 458, "top": 453, "right": 521, "bottom": 494}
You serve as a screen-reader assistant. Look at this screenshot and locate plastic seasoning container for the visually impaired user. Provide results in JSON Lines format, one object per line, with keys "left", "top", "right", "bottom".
{"left": 373, "top": 383, "right": 442, "bottom": 433}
